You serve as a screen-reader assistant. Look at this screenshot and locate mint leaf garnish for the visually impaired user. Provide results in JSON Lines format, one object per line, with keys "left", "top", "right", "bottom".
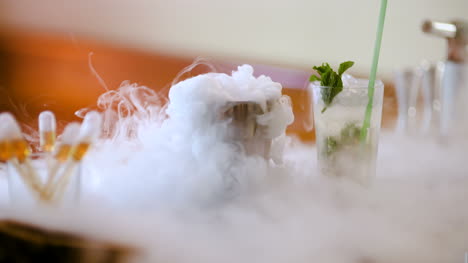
{"left": 323, "top": 122, "right": 362, "bottom": 157}
{"left": 309, "top": 75, "right": 321, "bottom": 82}
{"left": 338, "top": 61, "right": 354, "bottom": 76}
{"left": 309, "top": 61, "right": 354, "bottom": 113}
{"left": 340, "top": 123, "right": 361, "bottom": 145}
{"left": 325, "top": 136, "right": 339, "bottom": 156}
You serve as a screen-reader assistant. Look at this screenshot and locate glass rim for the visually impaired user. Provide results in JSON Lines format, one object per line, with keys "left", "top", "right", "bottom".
{"left": 309, "top": 80, "right": 384, "bottom": 89}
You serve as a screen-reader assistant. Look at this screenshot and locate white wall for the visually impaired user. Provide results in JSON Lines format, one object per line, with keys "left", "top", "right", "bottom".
{"left": 1, "top": 0, "right": 467, "bottom": 78}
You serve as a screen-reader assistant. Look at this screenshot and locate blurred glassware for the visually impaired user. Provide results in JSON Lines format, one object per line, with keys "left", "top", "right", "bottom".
{"left": 393, "top": 67, "right": 422, "bottom": 135}
{"left": 422, "top": 19, "right": 468, "bottom": 140}
{"left": 439, "top": 61, "right": 468, "bottom": 139}
{"left": 420, "top": 61, "right": 444, "bottom": 135}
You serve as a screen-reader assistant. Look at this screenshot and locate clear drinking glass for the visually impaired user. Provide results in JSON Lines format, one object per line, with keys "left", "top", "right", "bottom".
{"left": 7, "top": 153, "right": 81, "bottom": 206}
{"left": 311, "top": 80, "right": 384, "bottom": 183}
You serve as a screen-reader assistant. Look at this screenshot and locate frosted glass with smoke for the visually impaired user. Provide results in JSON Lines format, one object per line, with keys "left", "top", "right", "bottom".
{"left": 85, "top": 65, "right": 294, "bottom": 209}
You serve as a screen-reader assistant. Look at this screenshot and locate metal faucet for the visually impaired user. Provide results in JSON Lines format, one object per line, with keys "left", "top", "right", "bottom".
{"left": 422, "top": 20, "right": 467, "bottom": 62}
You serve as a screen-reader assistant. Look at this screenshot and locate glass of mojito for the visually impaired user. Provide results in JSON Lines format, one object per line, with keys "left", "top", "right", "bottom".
{"left": 311, "top": 73, "right": 384, "bottom": 183}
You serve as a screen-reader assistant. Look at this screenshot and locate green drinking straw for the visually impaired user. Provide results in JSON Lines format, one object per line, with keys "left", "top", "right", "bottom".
{"left": 359, "top": 0, "right": 388, "bottom": 143}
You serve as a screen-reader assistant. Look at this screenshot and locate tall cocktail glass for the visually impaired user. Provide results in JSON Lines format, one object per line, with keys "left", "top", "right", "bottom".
{"left": 311, "top": 79, "right": 384, "bottom": 183}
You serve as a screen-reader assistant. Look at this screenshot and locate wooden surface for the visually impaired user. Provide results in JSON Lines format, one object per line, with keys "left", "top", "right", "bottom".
{"left": 0, "top": 30, "right": 397, "bottom": 142}
{"left": 0, "top": 219, "right": 133, "bottom": 263}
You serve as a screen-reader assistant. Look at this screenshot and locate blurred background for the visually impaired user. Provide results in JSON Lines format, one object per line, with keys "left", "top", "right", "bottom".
{"left": 0, "top": 0, "right": 466, "bottom": 140}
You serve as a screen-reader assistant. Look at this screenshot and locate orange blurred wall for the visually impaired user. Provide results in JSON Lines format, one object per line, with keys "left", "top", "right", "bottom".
{"left": 0, "top": 30, "right": 396, "bottom": 142}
